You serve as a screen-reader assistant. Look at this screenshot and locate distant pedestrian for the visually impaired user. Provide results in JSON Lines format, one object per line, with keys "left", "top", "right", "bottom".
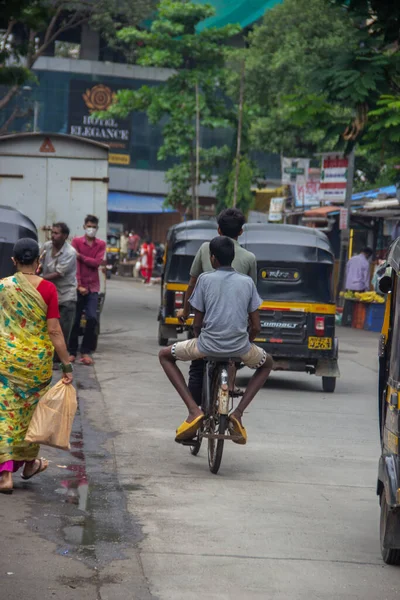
{"left": 140, "top": 239, "right": 156, "bottom": 284}
{"left": 128, "top": 230, "right": 140, "bottom": 260}
{"left": 69, "top": 215, "right": 106, "bottom": 366}
{"left": 41, "top": 222, "right": 77, "bottom": 360}
{"left": 345, "top": 247, "right": 373, "bottom": 292}
{"left": 120, "top": 230, "right": 129, "bottom": 260}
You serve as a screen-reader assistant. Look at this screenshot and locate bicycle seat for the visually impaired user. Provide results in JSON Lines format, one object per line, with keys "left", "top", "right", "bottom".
{"left": 204, "top": 356, "right": 237, "bottom": 363}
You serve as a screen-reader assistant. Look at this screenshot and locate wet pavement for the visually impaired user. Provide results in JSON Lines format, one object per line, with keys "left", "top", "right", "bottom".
{"left": 1, "top": 278, "right": 399, "bottom": 599}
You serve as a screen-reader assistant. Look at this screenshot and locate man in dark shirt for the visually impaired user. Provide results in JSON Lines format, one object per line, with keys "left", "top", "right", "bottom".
{"left": 69, "top": 215, "right": 106, "bottom": 365}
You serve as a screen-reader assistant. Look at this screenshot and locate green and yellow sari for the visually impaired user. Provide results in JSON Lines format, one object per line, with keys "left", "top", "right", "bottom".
{"left": 0, "top": 273, "right": 53, "bottom": 469}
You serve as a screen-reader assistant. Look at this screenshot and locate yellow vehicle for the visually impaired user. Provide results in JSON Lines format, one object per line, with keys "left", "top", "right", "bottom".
{"left": 158, "top": 220, "right": 217, "bottom": 346}
{"left": 106, "top": 232, "right": 120, "bottom": 279}
{"left": 241, "top": 223, "right": 339, "bottom": 393}
{"left": 377, "top": 240, "right": 400, "bottom": 564}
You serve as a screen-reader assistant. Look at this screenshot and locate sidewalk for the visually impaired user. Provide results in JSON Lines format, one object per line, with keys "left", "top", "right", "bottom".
{"left": 337, "top": 326, "right": 379, "bottom": 373}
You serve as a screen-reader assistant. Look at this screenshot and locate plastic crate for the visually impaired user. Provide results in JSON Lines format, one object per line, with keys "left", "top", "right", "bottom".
{"left": 364, "top": 303, "right": 385, "bottom": 332}
{"left": 342, "top": 299, "right": 355, "bottom": 327}
{"left": 352, "top": 302, "right": 366, "bottom": 329}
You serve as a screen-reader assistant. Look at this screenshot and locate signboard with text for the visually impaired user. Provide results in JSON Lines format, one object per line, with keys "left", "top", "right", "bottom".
{"left": 68, "top": 80, "right": 131, "bottom": 165}
{"left": 339, "top": 207, "right": 349, "bottom": 230}
{"left": 319, "top": 154, "right": 348, "bottom": 203}
{"left": 282, "top": 157, "right": 309, "bottom": 185}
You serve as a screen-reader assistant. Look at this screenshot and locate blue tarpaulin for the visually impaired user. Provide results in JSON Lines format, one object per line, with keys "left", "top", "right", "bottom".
{"left": 108, "top": 192, "right": 177, "bottom": 214}
{"left": 352, "top": 185, "right": 397, "bottom": 202}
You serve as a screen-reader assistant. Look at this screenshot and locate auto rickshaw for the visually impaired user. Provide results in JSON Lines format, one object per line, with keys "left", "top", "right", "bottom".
{"left": 241, "top": 223, "right": 339, "bottom": 392}
{"left": 0, "top": 205, "right": 37, "bottom": 278}
{"left": 376, "top": 238, "right": 400, "bottom": 565}
{"left": 106, "top": 232, "right": 120, "bottom": 279}
{"left": 158, "top": 220, "right": 217, "bottom": 346}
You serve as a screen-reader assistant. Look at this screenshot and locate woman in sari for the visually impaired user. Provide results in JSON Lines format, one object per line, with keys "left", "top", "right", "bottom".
{"left": 0, "top": 238, "right": 73, "bottom": 494}
{"left": 140, "top": 238, "right": 156, "bottom": 284}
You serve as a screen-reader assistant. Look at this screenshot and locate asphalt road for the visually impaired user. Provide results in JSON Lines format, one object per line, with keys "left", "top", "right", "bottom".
{"left": 1, "top": 278, "right": 399, "bottom": 599}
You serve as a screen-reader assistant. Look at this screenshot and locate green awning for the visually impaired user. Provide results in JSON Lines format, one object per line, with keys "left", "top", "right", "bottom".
{"left": 195, "top": 0, "right": 283, "bottom": 31}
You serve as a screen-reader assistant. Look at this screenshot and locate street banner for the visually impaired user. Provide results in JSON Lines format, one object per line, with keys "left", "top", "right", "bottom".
{"left": 319, "top": 154, "right": 348, "bottom": 203}
{"left": 339, "top": 207, "right": 349, "bottom": 230}
{"left": 268, "top": 197, "right": 285, "bottom": 222}
{"left": 281, "top": 157, "right": 309, "bottom": 185}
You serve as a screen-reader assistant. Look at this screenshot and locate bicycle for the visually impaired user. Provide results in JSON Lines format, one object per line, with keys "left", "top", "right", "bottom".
{"left": 182, "top": 357, "right": 243, "bottom": 474}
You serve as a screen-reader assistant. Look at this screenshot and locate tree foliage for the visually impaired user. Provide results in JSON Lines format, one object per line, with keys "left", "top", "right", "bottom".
{"left": 245, "top": 0, "right": 400, "bottom": 188}
{"left": 105, "top": 0, "right": 240, "bottom": 213}
{"left": 0, "top": 0, "right": 152, "bottom": 131}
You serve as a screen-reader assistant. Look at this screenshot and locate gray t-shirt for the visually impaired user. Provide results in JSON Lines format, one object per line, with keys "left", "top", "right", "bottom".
{"left": 42, "top": 241, "right": 77, "bottom": 305}
{"left": 189, "top": 268, "right": 262, "bottom": 357}
{"left": 190, "top": 239, "right": 257, "bottom": 284}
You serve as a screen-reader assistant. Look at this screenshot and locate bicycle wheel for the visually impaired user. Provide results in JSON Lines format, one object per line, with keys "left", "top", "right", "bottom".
{"left": 208, "top": 365, "right": 229, "bottom": 474}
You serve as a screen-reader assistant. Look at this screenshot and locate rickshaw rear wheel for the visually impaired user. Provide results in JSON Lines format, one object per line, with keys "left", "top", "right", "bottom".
{"left": 158, "top": 322, "right": 169, "bottom": 346}
{"left": 380, "top": 490, "right": 400, "bottom": 565}
{"left": 322, "top": 376, "right": 336, "bottom": 393}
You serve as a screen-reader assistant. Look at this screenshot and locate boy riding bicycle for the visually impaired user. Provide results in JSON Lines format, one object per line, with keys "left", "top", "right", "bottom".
{"left": 159, "top": 236, "right": 273, "bottom": 445}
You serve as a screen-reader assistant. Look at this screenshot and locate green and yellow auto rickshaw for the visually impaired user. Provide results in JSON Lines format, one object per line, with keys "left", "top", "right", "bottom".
{"left": 377, "top": 237, "right": 400, "bottom": 564}
{"left": 158, "top": 220, "right": 217, "bottom": 346}
{"left": 241, "top": 223, "right": 339, "bottom": 392}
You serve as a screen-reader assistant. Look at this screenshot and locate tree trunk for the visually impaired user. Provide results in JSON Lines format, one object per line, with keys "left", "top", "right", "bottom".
{"left": 233, "top": 62, "right": 245, "bottom": 208}
{"left": 195, "top": 83, "right": 200, "bottom": 220}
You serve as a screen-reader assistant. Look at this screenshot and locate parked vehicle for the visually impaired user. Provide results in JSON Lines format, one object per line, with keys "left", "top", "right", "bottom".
{"left": 0, "top": 205, "right": 37, "bottom": 279}
{"left": 106, "top": 233, "right": 121, "bottom": 279}
{"left": 158, "top": 220, "right": 217, "bottom": 346}
{"left": 377, "top": 239, "right": 400, "bottom": 564}
{"left": 241, "top": 223, "right": 339, "bottom": 392}
{"left": 0, "top": 132, "right": 109, "bottom": 340}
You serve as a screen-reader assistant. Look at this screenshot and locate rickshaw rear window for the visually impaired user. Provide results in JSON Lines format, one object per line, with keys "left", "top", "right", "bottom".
{"left": 256, "top": 262, "right": 334, "bottom": 303}
{"left": 167, "top": 255, "right": 196, "bottom": 283}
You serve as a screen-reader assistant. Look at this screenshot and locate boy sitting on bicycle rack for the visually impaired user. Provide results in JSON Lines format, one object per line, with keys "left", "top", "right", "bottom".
{"left": 159, "top": 236, "right": 273, "bottom": 445}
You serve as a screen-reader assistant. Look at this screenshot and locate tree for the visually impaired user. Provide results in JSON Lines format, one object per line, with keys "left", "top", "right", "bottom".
{"left": 0, "top": 0, "right": 152, "bottom": 132}
{"left": 104, "top": 0, "right": 240, "bottom": 215}
{"left": 245, "top": 0, "right": 400, "bottom": 188}
{"left": 245, "top": 0, "right": 356, "bottom": 156}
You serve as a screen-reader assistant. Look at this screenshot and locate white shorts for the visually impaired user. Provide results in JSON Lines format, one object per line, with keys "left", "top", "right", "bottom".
{"left": 171, "top": 338, "right": 268, "bottom": 370}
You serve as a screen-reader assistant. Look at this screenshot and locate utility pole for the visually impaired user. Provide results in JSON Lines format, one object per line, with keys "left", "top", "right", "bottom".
{"left": 336, "top": 148, "right": 356, "bottom": 300}
{"left": 233, "top": 61, "right": 245, "bottom": 208}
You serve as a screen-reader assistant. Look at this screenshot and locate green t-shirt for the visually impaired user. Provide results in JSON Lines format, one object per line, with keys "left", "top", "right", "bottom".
{"left": 190, "top": 239, "right": 257, "bottom": 284}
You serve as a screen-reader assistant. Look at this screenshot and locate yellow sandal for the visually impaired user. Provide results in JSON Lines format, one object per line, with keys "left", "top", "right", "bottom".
{"left": 175, "top": 414, "right": 204, "bottom": 442}
{"left": 229, "top": 415, "right": 247, "bottom": 445}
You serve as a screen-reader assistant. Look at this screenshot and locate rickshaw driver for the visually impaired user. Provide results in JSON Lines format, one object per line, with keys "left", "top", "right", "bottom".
{"left": 160, "top": 237, "right": 273, "bottom": 444}
{"left": 177, "top": 208, "right": 257, "bottom": 405}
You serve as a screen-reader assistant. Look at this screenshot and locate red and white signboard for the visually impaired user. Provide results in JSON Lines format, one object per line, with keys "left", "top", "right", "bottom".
{"left": 339, "top": 207, "right": 349, "bottom": 230}
{"left": 319, "top": 154, "right": 348, "bottom": 203}
{"left": 295, "top": 180, "right": 320, "bottom": 207}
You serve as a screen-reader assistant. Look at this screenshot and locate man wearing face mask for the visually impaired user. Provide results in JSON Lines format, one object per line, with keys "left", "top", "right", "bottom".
{"left": 69, "top": 215, "right": 106, "bottom": 365}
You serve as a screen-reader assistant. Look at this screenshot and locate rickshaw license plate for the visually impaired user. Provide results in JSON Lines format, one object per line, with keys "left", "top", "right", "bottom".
{"left": 308, "top": 337, "right": 332, "bottom": 350}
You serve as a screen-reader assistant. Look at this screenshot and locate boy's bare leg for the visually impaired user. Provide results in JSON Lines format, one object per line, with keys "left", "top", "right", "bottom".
{"left": 159, "top": 347, "right": 203, "bottom": 422}
{"left": 230, "top": 356, "right": 273, "bottom": 425}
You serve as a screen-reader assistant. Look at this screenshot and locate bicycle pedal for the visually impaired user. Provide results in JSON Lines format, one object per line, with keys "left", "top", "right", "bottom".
{"left": 230, "top": 390, "right": 244, "bottom": 398}
{"left": 178, "top": 438, "right": 198, "bottom": 446}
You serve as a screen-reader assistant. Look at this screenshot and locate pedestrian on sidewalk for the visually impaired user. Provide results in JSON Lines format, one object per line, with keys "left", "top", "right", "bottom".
{"left": 0, "top": 238, "right": 73, "bottom": 494}
{"left": 41, "top": 222, "right": 77, "bottom": 361}
{"left": 120, "top": 230, "right": 129, "bottom": 260}
{"left": 140, "top": 238, "right": 156, "bottom": 284}
{"left": 345, "top": 247, "right": 373, "bottom": 292}
{"left": 69, "top": 215, "right": 106, "bottom": 366}
{"left": 128, "top": 230, "right": 140, "bottom": 260}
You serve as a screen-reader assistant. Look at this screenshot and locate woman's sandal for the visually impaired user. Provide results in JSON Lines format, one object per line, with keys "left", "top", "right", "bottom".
{"left": 21, "top": 458, "right": 48, "bottom": 481}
